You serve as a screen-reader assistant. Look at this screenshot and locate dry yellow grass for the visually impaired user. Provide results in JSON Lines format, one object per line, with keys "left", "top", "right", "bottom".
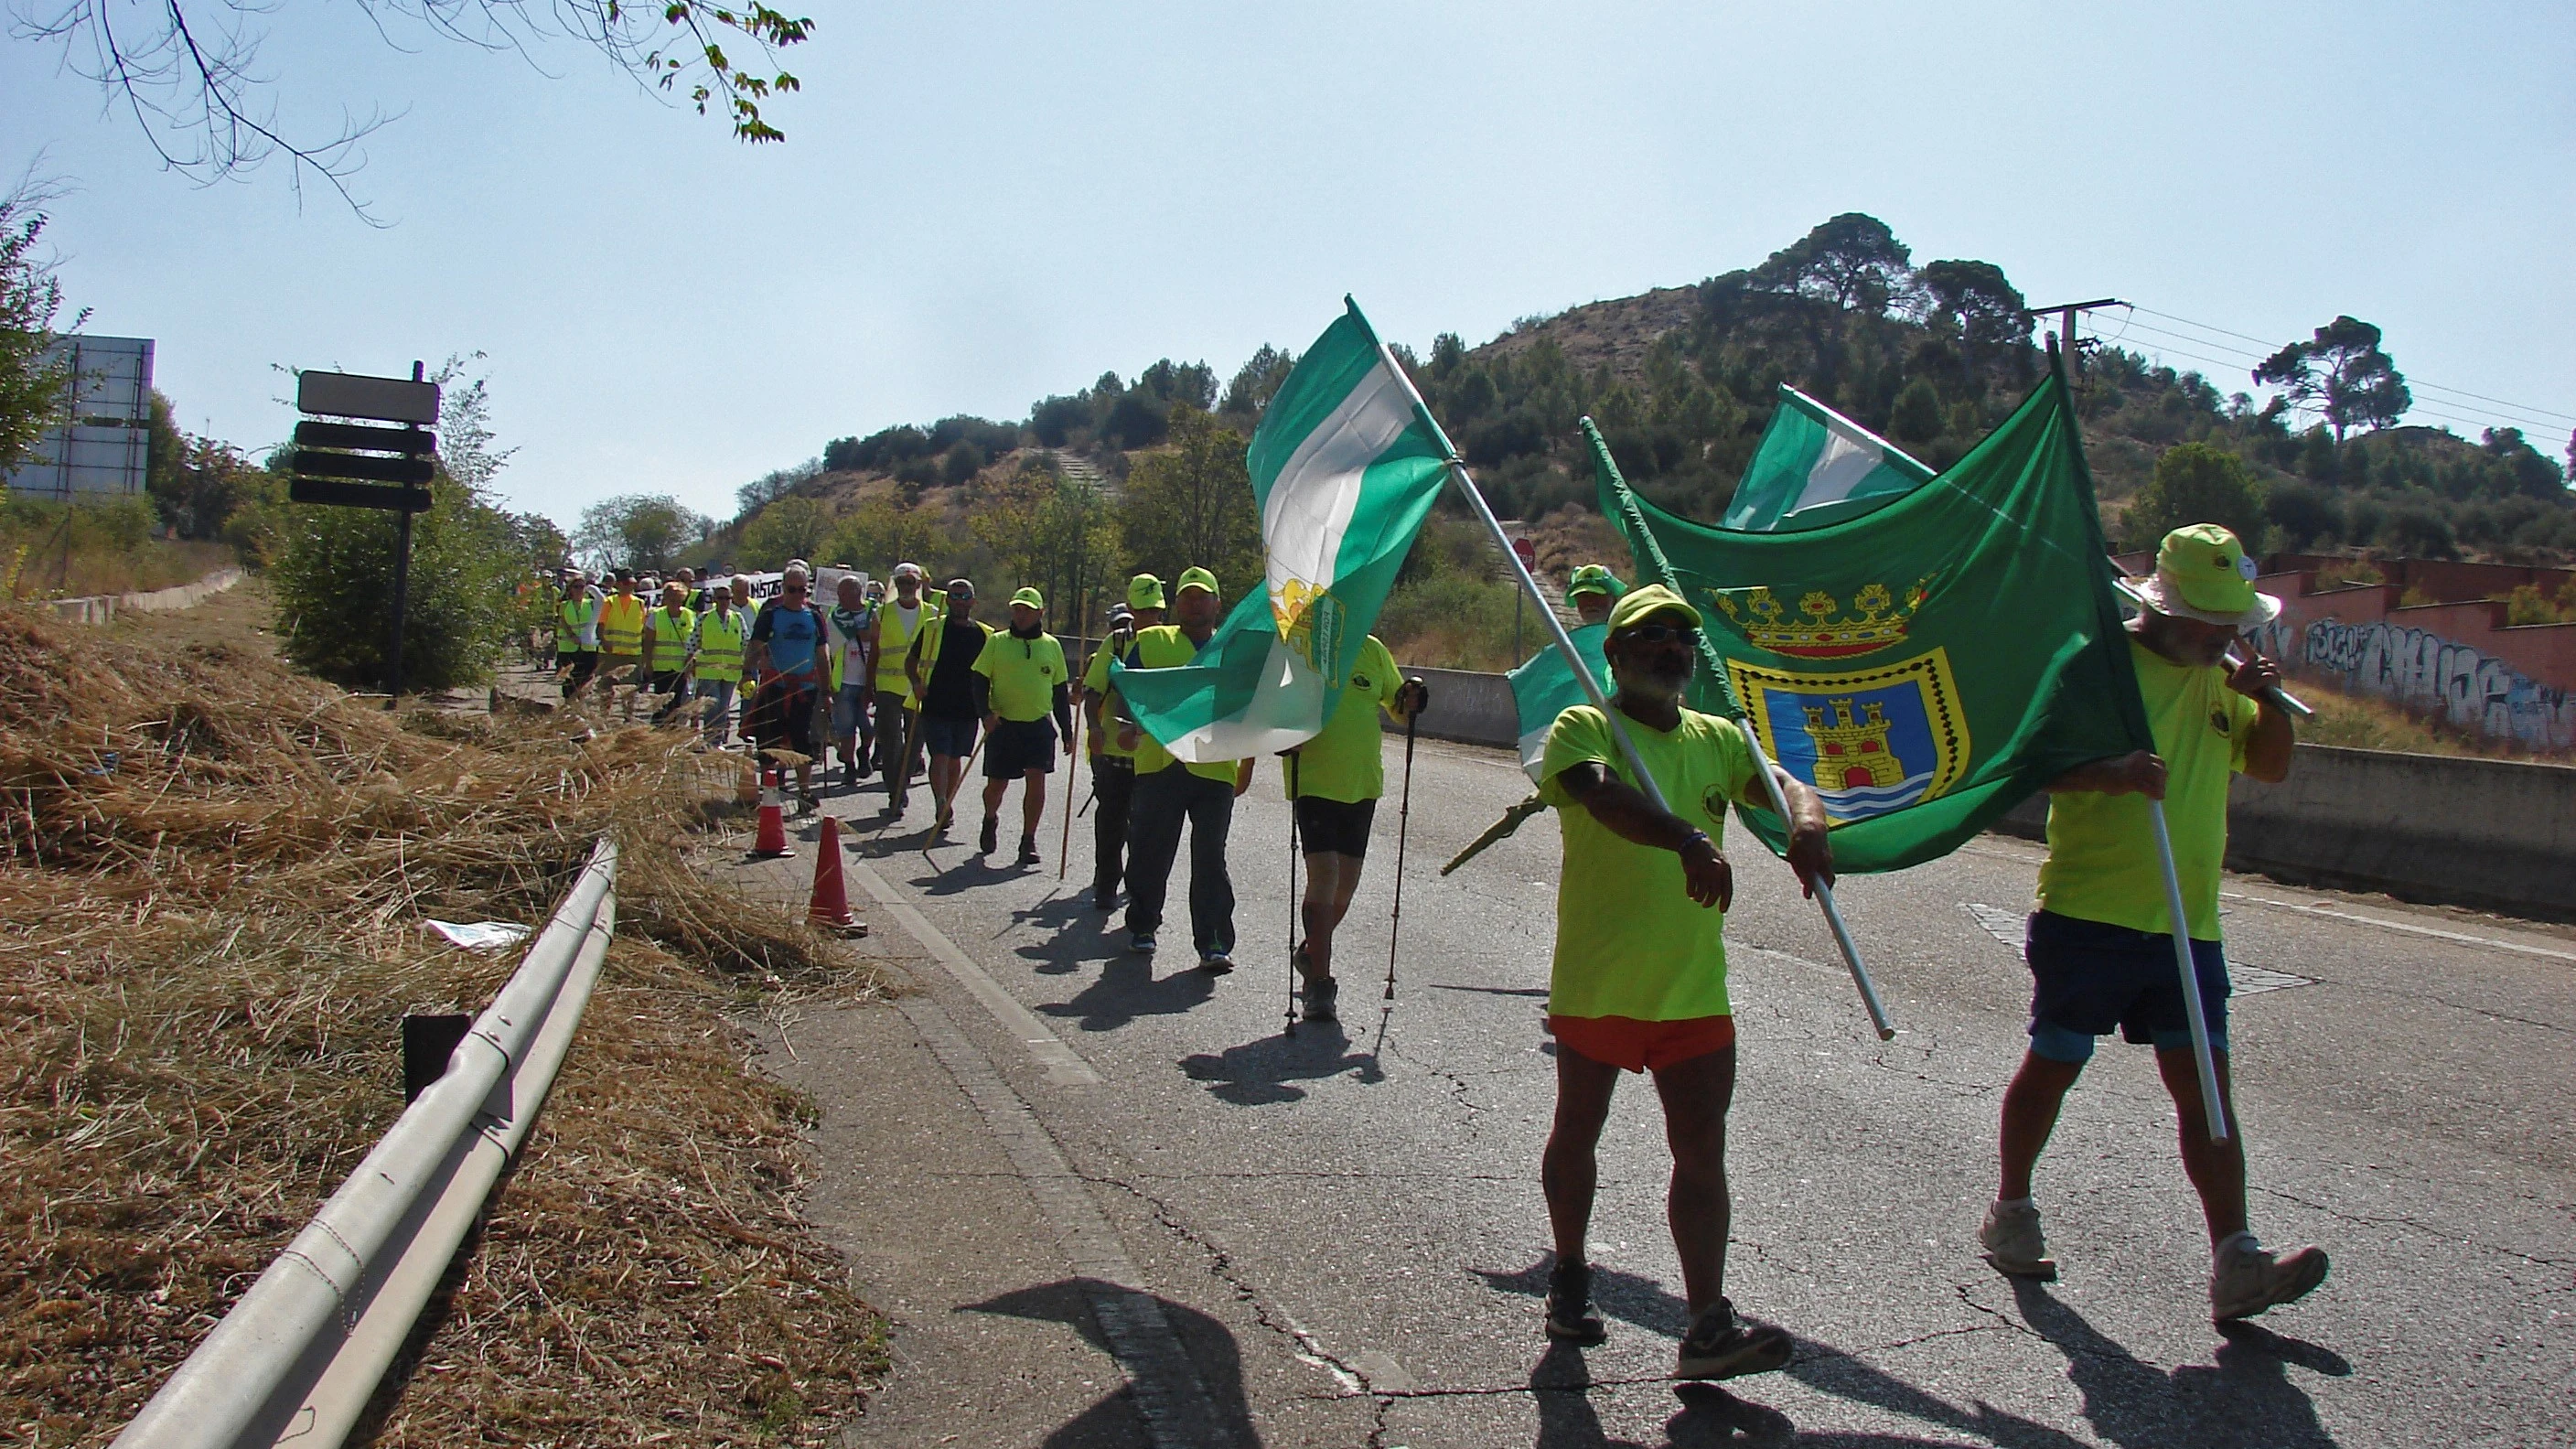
{"left": 0, "top": 605, "right": 889, "bottom": 1445}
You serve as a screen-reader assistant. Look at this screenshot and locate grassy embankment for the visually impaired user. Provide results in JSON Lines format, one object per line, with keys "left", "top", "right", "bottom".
{"left": 1, "top": 589, "right": 890, "bottom": 1445}
{"left": 1, "top": 497, "right": 232, "bottom": 600}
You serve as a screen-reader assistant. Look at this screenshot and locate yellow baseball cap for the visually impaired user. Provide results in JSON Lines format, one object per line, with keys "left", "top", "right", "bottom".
{"left": 1127, "top": 573, "right": 1166, "bottom": 609}
{"left": 1010, "top": 586, "right": 1045, "bottom": 610}
{"left": 1175, "top": 566, "right": 1219, "bottom": 596}
{"left": 1566, "top": 564, "right": 1626, "bottom": 599}
{"left": 1606, "top": 583, "right": 1702, "bottom": 633}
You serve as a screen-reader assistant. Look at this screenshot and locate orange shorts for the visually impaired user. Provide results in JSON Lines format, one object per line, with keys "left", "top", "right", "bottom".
{"left": 1548, "top": 1014, "right": 1736, "bottom": 1073}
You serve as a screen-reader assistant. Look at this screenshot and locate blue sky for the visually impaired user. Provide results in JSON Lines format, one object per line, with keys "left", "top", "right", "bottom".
{"left": 6, "top": 0, "right": 2571, "bottom": 528}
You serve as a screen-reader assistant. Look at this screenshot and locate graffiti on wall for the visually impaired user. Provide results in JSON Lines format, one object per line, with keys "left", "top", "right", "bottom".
{"left": 2298, "top": 617, "right": 2576, "bottom": 749}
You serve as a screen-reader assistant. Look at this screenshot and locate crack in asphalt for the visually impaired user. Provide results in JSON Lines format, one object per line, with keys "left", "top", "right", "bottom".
{"left": 2251, "top": 1185, "right": 2573, "bottom": 1269}
{"left": 1085, "top": 1173, "right": 1399, "bottom": 1443}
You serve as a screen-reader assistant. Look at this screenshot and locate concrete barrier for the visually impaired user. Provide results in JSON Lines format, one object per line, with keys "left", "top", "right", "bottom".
{"left": 1407, "top": 665, "right": 1520, "bottom": 750}
{"left": 1992, "top": 744, "right": 2576, "bottom": 918}
{"left": 42, "top": 565, "right": 244, "bottom": 626}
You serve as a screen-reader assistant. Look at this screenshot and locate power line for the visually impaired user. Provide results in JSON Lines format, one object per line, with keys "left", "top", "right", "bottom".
{"left": 2078, "top": 306, "right": 2574, "bottom": 445}
{"left": 2126, "top": 304, "right": 2576, "bottom": 424}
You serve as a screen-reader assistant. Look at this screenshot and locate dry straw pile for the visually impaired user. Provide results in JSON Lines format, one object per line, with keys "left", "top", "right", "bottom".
{"left": 0, "top": 607, "right": 887, "bottom": 1445}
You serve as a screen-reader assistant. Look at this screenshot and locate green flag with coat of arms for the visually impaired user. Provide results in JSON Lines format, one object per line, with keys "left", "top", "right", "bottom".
{"left": 1591, "top": 368, "right": 2154, "bottom": 874}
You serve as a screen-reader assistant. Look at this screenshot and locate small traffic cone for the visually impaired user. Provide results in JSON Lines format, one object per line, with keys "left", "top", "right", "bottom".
{"left": 748, "top": 766, "right": 794, "bottom": 859}
{"left": 807, "top": 817, "right": 865, "bottom": 935}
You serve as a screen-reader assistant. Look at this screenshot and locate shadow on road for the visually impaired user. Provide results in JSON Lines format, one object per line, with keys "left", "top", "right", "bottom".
{"left": 1179, "top": 1023, "right": 1385, "bottom": 1104}
{"left": 967, "top": 1276, "right": 1262, "bottom": 1449}
{"left": 1039, "top": 950, "right": 1221, "bottom": 1033}
{"left": 1475, "top": 1254, "right": 1692, "bottom": 1337}
{"left": 2004, "top": 1279, "right": 2346, "bottom": 1449}
{"left": 1527, "top": 1341, "right": 2020, "bottom": 1448}
{"left": 1013, "top": 893, "right": 1122, "bottom": 975}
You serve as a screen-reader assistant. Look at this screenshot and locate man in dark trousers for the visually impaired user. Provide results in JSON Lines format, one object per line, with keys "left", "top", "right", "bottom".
{"left": 1119, "top": 567, "right": 1253, "bottom": 971}
{"left": 907, "top": 579, "right": 991, "bottom": 834}
{"left": 1080, "top": 574, "right": 1165, "bottom": 910}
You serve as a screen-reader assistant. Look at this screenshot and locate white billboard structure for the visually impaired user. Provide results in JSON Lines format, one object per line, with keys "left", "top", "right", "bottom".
{"left": 2, "top": 335, "right": 156, "bottom": 501}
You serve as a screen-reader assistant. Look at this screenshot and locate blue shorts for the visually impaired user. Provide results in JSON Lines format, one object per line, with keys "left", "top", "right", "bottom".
{"left": 922, "top": 712, "right": 979, "bottom": 759}
{"left": 2023, "top": 910, "right": 2230, "bottom": 1064}
{"left": 832, "top": 682, "right": 871, "bottom": 736}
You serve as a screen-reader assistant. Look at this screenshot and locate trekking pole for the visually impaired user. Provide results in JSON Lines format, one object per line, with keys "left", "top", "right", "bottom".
{"left": 1285, "top": 750, "right": 1303, "bottom": 1038}
{"left": 1374, "top": 691, "right": 1422, "bottom": 1057}
{"left": 1059, "top": 703, "right": 1080, "bottom": 882}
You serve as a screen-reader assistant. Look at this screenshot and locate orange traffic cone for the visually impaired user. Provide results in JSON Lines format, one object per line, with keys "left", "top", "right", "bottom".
{"left": 807, "top": 817, "right": 865, "bottom": 935}
{"left": 748, "top": 766, "right": 794, "bottom": 859}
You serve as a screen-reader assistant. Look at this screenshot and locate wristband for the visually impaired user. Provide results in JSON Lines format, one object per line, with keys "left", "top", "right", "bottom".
{"left": 1680, "top": 829, "right": 1712, "bottom": 854}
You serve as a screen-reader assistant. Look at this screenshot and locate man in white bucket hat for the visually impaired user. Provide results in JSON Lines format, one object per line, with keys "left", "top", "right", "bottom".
{"left": 1980, "top": 523, "right": 2324, "bottom": 1324}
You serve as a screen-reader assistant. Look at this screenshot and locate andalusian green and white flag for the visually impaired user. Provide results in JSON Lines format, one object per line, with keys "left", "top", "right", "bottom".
{"left": 1113, "top": 298, "right": 1452, "bottom": 761}
{"left": 1508, "top": 625, "right": 1609, "bottom": 782}
{"left": 1719, "top": 386, "right": 1934, "bottom": 532}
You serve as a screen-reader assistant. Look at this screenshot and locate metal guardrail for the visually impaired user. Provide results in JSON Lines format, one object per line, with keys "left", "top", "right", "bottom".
{"left": 113, "top": 840, "right": 619, "bottom": 1449}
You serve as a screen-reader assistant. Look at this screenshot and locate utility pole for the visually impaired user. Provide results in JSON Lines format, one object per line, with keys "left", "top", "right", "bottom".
{"left": 2028, "top": 298, "right": 2125, "bottom": 376}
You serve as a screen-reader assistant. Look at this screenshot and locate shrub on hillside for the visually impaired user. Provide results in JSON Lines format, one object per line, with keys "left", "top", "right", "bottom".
{"left": 269, "top": 487, "right": 523, "bottom": 692}
{"left": 2124, "top": 442, "right": 2268, "bottom": 550}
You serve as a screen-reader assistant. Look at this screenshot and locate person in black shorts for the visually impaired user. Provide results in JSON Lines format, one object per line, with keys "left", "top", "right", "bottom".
{"left": 907, "top": 580, "right": 991, "bottom": 833}
{"left": 1279, "top": 631, "right": 1426, "bottom": 1023}
{"left": 970, "top": 587, "right": 1073, "bottom": 864}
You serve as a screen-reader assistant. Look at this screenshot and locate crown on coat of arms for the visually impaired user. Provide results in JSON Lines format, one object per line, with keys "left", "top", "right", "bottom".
{"left": 1712, "top": 578, "right": 1933, "bottom": 659}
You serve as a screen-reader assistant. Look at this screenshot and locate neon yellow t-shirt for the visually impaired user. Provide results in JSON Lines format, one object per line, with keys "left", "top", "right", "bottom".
{"left": 2036, "top": 636, "right": 2258, "bottom": 939}
{"left": 972, "top": 631, "right": 1068, "bottom": 723}
{"left": 1540, "top": 704, "right": 1757, "bottom": 1021}
{"left": 1084, "top": 635, "right": 1140, "bottom": 761}
{"left": 1124, "top": 625, "right": 1244, "bottom": 784}
{"left": 1282, "top": 635, "right": 1401, "bottom": 802}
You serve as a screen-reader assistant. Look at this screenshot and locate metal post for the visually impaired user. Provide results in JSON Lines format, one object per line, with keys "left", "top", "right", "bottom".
{"left": 385, "top": 360, "right": 426, "bottom": 706}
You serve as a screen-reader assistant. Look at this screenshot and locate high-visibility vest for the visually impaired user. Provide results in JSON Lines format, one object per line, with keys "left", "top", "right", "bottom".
{"left": 598, "top": 595, "right": 647, "bottom": 655}
{"left": 694, "top": 608, "right": 747, "bottom": 683}
{"left": 647, "top": 606, "right": 695, "bottom": 666}
{"left": 875, "top": 597, "right": 937, "bottom": 697}
{"left": 559, "top": 591, "right": 602, "bottom": 648}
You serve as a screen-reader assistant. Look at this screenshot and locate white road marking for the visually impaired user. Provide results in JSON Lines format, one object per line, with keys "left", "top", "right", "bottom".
{"left": 843, "top": 851, "right": 1102, "bottom": 1086}
{"left": 2220, "top": 891, "right": 2576, "bottom": 964}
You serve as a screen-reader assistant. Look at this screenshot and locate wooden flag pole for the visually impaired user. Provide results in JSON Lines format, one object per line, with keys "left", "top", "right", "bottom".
{"left": 2148, "top": 800, "right": 2231, "bottom": 1141}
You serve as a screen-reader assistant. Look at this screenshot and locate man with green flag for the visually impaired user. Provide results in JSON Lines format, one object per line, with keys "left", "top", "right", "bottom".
{"left": 1112, "top": 298, "right": 1451, "bottom": 768}
{"left": 1536, "top": 583, "right": 1832, "bottom": 1379}
{"left": 1983, "top": 523, "right": 2328, "bottom": 1324}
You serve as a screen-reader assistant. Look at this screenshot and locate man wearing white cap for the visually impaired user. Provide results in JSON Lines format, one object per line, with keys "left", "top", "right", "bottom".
{"left": 1980, "top": 523, "right": 2325, "bottom": 1324}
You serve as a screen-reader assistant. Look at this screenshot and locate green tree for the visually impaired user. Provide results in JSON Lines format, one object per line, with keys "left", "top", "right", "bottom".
{"left": 0, "top": 189, "right": 73, "bottom": 479}
{"left": 1887, "top": 377, "right": 1943, "bottom": 444}
{"left": 970, "top": 462, "right": 1118, "bottom": 635}
{"left": 573, "top": 493, "right": 708, "bottom": 572}
{"left": 739, "top": 495, "right": 832, "bottom": 566}
{"left": 2125, "top": 442, "right": 2269, "bottom": 550}
{"left": 269, "top": 486, "right": 525, "bottom": 690}
{"left": 1118, "top": 405, "right": 1260, "bottom": 590}
{"left": 1918, "top": 259, "right": 2031, "bottom": 356}
{"left": 823, "top": 494, "right": 961, "bottom": 578}
{"left": 2254, "top": 316, "right": 2410, "bottom": 442}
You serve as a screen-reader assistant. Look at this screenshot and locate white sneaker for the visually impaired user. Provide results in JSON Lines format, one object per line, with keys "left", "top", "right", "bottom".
{"left": 1980, "top": 1199, "right": 2057, "bottom": 1281}
{"left": 2210, "top": 1235, "right": 2328, "bottom": 1321}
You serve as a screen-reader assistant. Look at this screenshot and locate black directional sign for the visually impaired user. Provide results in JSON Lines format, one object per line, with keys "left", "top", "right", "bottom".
{"left": 290, "top": 370, "right": 441, "bottom": 512}
{"left": 287, "top": 477, "right": 434, "bottom": 512}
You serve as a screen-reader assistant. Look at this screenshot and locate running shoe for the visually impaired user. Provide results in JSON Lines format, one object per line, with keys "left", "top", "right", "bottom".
{"left": 1016, "top": 836, "right": 1040, "bottom": 867}
{"left": 1673, "top": 1299, "right": 1792, "bottom": 1380}
{"left": 978, "top": 814, "right": 998, "bottom": 855}
{"left": 2210, "top": 1236, "right": 2329, "bottom": 1322}
{"left": 1303, "top": 975, "right": 1339, "bottom": 1024}
{"left": 1544, "top": 1261, "right": 1607, "bottom": 1347}
{"left": 1980, "top": 1199, "right": 2057, "bottom": 1282}
{"left": 842, "top": 763, "right": 859, "bottom": 789}
{"left": 1198, "top": 952, "right": 1234, "bottom": 974}
{"left": 1091, "top": 887, "right": 1118, "bottom": 912}
{"left": 1131, "top": 929, "right": 1157, "bottom": 954}
{"left": 794, "top": 791, "right": 819, "bottom": 818}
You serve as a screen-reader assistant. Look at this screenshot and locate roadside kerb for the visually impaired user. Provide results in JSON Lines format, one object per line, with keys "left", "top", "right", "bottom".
{"left": 41, "top": 565, "right": 246, "bottom": 626}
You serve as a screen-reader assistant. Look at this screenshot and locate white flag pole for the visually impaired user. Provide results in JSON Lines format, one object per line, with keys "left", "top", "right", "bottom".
{"left": 2147, "top": 799, "right": 2231, "bottom": 1141}
{"left": 1582, "top": 423, "right": 1895, "bottom": 1040}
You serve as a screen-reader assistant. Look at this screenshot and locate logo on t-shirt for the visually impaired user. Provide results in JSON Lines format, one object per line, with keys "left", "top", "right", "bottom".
{"left": 2209, "top": 706, "right": 2231, "bottom": 736}
{"left": 1701, "top": 783, "right": 1731, "bottom": 823}
{"left": 1351, "top": 671, "right": 1373, "bottom": 692}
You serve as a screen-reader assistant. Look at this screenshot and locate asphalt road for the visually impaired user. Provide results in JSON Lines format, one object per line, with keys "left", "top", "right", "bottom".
{"left": 781, "top": 732, "right": 2572, "bottom": 1448}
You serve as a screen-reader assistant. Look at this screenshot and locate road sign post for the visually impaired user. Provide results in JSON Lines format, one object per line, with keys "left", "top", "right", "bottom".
{"left": 290, "top": 364, "right": 441, "bottom": 703}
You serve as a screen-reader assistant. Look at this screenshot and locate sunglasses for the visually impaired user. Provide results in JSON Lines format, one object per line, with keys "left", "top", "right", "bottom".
{"left": 1619, "top": 622, "right": 1698, "bottom": 644}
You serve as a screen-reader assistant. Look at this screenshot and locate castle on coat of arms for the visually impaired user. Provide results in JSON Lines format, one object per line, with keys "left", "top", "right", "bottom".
{"left": 1802, "top": 698, "right": 1907, "bottom": 789}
